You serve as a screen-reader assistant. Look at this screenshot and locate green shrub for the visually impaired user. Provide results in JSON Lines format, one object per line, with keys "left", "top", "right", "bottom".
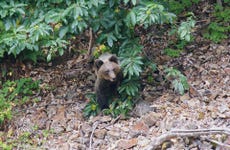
{"left": 164, "top": 48, "right": 182, "bottom": 58}
{"left": 103, "top": 98, "right": 133, "bottom": 117}
{"left": 204, "top": 22, "right": 229, "bottom": 43}
{"left": 0, "top": 1, "right": 175, "bottom": 61}
{"left": 0, "top": 141, "right": 12, "bottom": 150}
{"left": 82, "top": 1, "right": 176, "bottom": 117}
{"left": 160, "top": 0, "right": 200, "bottom": 14}
{"left": 164, "top": 68, "right": 189, "bottom": 95}
{"left": 0, "top": 78, "right": 40, "bottom": 124}
{"left": 204, "top": 4, "right": 230, "bottom": 43}
{"left": 0, "top": 1, "right": 189, "bottom": 117}
{"left": 83, "top": 93, "right": 100, "bottom": 118}
{"left": 177, "top": 16, "right": 196, "bottom": 42}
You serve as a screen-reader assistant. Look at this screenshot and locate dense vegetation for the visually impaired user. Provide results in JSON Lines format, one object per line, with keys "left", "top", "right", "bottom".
{"left": 0, "top": 0, "right": 229, "bottom": 120}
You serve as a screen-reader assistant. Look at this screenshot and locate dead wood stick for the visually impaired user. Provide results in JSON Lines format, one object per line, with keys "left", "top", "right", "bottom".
{"left": 89, "top": 121, "right": 100, "bottom": 150}
{"left": 206, "top": 138, "right": 230, "bottom": 149}
{"left": 146, "top": 128, "right": 230, "bottom": 150}
{"left": 171, "top": 128, "right": 230, "bottom": 134}
{"left": 87, "top": 27, "right": 94, "bottom": 57}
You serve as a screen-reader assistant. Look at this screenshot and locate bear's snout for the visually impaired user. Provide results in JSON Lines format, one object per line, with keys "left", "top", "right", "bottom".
{"left": 110, "top": 77, "right": 116, "bottom": 82}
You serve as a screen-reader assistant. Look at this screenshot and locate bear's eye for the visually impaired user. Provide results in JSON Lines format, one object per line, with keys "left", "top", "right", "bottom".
{"left": 105, "top": 70, "right": 109, "bottom": 74}
{"left": 113, "top": 68, "right": 117, "bottom": 72}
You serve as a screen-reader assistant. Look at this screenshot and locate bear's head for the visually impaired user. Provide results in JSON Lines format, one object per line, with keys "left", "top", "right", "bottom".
{"left": 95, "top": 54, "right": 121, "bottom": 82}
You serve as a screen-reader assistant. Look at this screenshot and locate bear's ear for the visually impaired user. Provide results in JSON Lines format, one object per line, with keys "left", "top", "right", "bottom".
{"left": 95, "top": 59, "right": 104, "bottom": 69}
{"left": 109, "top": 55, "right": 118, "bottom": 64}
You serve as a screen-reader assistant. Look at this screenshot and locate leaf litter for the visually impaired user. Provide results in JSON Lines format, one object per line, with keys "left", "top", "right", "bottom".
{"left": 1, "top": 2, "right": 230, "bottom": 150}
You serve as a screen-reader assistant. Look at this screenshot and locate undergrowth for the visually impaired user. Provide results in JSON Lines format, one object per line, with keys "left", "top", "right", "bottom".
{"left": 204, "top": 3, "right": 230, "bottom": 43}
{"left": 0, "top": 1, "right": 193, "bottom": 118}
{"left": 83, "top": 1, "right": 193, "bottom": 118}
{"left": 0, "top": 78, "right": 40, "bottom": 124}
{"left": 161, "top": 0, "right": 200, "bottom": 14}
{"left": 0, "top": 126, "right": 53, "bottom": 150}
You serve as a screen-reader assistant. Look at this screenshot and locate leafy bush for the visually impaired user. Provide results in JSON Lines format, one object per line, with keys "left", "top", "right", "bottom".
{"left": 0, "top": 1, "right": 189, "bottom": 117}
{"left": 83, "top": 93, "right": 100, "bottom": 118}
{"left": 164, "top": 68, "right": 189, "bottom": 95}
{"left": 204, "top": 4, "right": 230, "bottom": 43}
{"left": 103, "top": 98, "right": 133, "bottom": 117}
{"left": 0, "top": 1, "right": 175, "bottom": 61}
{"left": 0, "top": 141, "right": 12, "bottom": 150}
{"left": 160, "top": 0, "right": 200, "bottom": 15}
{"left": 81, "top": 1, "right": 176, "bottom": 117}
{"left": 0, "top": 1, "right": 69, "bottom": 61}
{"left": 204, "top": 22, "right": 229, "bottom": 43}
{"left": 0, "top": 78, "right": 40, "bottom": 124}
{"left": 164, "top": 48, "right": 182, "bottom": 58}
{"left": 165, "top": 15, "right": 195, "bottom": 58}
{"left": 177, "top": 16, "right": 196, "bottom": 42}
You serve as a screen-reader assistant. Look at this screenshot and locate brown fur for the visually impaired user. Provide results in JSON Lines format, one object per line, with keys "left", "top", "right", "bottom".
{"left": 94, "top": 53, "right": 122, "bottom": 109}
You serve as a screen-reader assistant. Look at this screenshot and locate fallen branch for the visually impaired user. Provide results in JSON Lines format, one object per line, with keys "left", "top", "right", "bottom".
{"left": 146, "top": 128, "right": 230, "bottom": 150}
{"left": 87, "top": 27, "right": 94, "bottom": 58}
{"left": 206, "top": 138, "right": 230, "bottom": 149}
{"left": 110, "top": 115, "right": 121, "bottom": 125}
{"left": 89, "top": 121, "right": 100, "bottom": 150}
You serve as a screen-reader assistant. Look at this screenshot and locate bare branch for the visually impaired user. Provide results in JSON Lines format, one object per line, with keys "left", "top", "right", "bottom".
{"left": 89, "top": 121, "right": 100, "bottom": 150}
{"left": 206, "top": 138, "right": 230, "bottom": 149}
{"left": 146, "top": 128, "right": 230, "bottom": 150}
{"left": 87, "top": 28, "right": 94, "bottom": 58}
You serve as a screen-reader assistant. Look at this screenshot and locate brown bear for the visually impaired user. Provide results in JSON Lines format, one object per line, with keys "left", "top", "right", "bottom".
{"left": 94, "top": 53, "right": 123, "bottom": 109}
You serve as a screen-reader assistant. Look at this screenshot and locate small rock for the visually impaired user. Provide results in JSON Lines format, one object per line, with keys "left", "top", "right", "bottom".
{"left": 133, "top": 100, "right": 154, "bottom": 117}
{"left": 218, "top": 104, "right": 229, "bottom": 113}
{"left": 211, "top": 112, "right": 218, "bottom": 119}
{"left": 94, "top": 129, "right": 107, "bottom": 139}
{"left": 116, "top": 138, "right": 138, "bottom": 149}
{"left": 141, "top": 112, "right": 161, "bottom": 127}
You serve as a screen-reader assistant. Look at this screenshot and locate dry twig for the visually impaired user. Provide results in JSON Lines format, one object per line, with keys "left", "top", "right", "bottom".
{"left": 89, "top": 121, "right": 100, "bottom": 150}
{"left": 87, "top": 27, "right": 94, "bottom": 58}
{"left": 146, "top": 128, "right": 230, "bottom": 150}
{"left": 206, "top": 138, "right": 230, "bottom": 149}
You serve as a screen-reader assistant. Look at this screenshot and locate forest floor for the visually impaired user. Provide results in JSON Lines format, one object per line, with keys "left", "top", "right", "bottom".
{"left": 1, "top": 1, "right": 230, "bottom": 150}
